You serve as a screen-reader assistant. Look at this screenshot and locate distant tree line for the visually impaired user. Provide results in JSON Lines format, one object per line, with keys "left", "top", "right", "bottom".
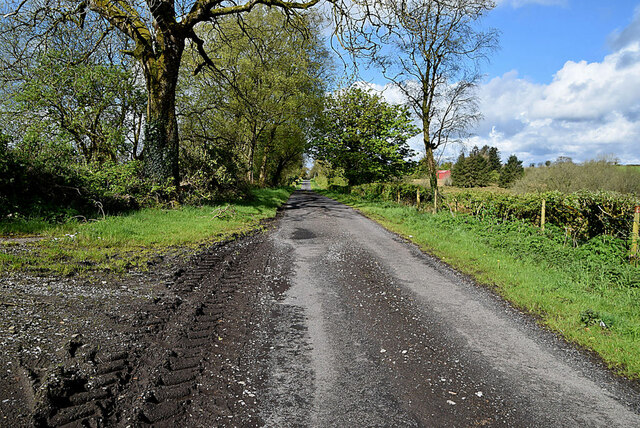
{"left": 451, "top": 145, "right": 524, "bottom": 188}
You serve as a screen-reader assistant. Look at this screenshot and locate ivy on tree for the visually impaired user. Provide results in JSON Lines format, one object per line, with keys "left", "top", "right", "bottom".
{"left": 311, "top": 86, "right": 418, "bottom": 186}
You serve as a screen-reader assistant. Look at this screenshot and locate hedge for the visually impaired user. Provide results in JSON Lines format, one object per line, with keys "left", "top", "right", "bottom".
{"left": 448, "top": 190, "right": 639, "bottom": 241}
{"left": 336, "top": 183, "right": 640, "bottom": 242}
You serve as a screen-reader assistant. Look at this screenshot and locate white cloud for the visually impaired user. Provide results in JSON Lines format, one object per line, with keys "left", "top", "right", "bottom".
{"left": 354, "top": 81, "right": 408, "bottom": 105}
{"left": 469, "top": 37, "right": 640, "bottom": 165}
{"left": 355, "top": 20, "right": 640, "bottom": 166}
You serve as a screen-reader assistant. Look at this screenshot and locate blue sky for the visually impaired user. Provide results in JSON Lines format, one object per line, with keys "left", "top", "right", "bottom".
{"left": 360, "top": 0, "right": 640, "bottom": 165}
{"left": 484, "top": 1, "right": 636, "bottom": 83}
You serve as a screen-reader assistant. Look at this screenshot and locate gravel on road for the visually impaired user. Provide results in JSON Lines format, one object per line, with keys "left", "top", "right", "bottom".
{"left": 261, "top": 187, "right": 640, "bottom": 427}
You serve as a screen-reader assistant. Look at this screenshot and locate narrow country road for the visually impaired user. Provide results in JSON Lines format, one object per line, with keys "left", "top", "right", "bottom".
{"left": 258, "top": 184, "right": 640, "bottom": 427}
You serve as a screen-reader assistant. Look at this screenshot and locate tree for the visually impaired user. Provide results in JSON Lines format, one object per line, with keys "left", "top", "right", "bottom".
{"left": 556, "top": 156, "right": 574, "bottom": 164}
{"left": 356, "top": 0, "right": 498, "bottom": 200}
{"left": 12, "top": 51, "right": 145, "bottom": 163}
{"left": 478, "top": 144, "right": 500, "bottom": 183}
{"left": 452, "top": 146, "right": 491, "bottom": 187}
{"left": 498, "top": 154, "right": 524, "bottom": 188}
{"left": 176, "top": 7, "right": 328, "bottom": 187}
{"left": 482, "top": 145, "right": 501, "bottom": 172}
{"left": 0, "top": 19, "right": 146, "bottom": 164}
{"left": 451, "top": 151, "right": 468, "bottom": 187}
{"left": 311, "top": 86, "right": 418, "bottom": 185}
{"left": 1, "top": 0, "right": 330, "bottom": 186}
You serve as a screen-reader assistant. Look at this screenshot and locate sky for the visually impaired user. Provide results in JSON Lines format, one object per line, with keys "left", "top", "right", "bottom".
{"left": 358, "top": 0, "right": 640, "bottom": 165}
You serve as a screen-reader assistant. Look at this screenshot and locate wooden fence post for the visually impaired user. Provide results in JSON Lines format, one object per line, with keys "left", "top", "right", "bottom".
{"left": 397, "top": 189, "right": 400, "bottom": 204}
{"left": 541, "top": 199, "right": 546, "bottom": 232}
{"left": 433, "top": 188, "right": 438, "bottom": 213}
{"left": 631, "top": 206, "right": 639, "bottom": 262}
{"left": 416, "top": 188, "right": 421, "bottom": 209}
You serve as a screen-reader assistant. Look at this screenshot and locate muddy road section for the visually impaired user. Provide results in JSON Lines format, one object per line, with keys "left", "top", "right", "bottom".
{"left": 262, "top": 189, "right": 640, "bottom": 427}
{"left": 0, "top": 231, "right": 292, "bottom": 427}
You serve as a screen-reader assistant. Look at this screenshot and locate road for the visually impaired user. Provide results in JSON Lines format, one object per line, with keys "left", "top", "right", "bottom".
{"left": 258, "top": 183, "right": 640, "bottom": 427}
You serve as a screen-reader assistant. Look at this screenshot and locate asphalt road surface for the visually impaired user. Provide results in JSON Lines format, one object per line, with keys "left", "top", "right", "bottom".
{"left": 259, "top": 183, "right": 640, "bottom": 427}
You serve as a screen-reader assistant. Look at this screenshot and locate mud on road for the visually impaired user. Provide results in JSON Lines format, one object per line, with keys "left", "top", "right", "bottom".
{"left": 0, "top": 226, "right": 293, "bottom": 427}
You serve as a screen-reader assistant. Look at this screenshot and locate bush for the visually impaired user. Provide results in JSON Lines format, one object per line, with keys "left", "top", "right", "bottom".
{"left": 350, "top": 182, "right": 433, "bottom": 206}
{"left": 512, "top": 159, "right": 640, "bottom": 196}
{"left": 447, "top": 189, "right": 640, "bottom": 242}
{"left": 1, "top": 146, "right": 184, "bottom": 221}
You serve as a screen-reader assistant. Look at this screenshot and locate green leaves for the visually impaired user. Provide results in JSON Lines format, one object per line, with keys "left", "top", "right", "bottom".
{"left": 178, "top": 7, "right": 328, "bottom": 186}
{"left": 499, "top": 155, "right": 525, "bottom": 188}
{"left": 311, "top": 86, "right": 418, "bottom": 185}
{"left": 449, "top": 189, "right": 640, "bottom": 241}
{"left": 10, "top": 50, "right": 145, "bottom": 164}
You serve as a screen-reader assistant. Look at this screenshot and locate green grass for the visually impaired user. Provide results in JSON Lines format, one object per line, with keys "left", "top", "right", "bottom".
{"left": 0, "top": 217, "right": 64, "bottom": 236}
{"left": 0, "top": 187, "right": 293, "bottom": 275}
{"left": 321, "top": 190, "right": 640, "bottom": 379}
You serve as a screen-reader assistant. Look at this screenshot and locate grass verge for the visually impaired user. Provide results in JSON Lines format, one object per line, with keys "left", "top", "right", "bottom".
{"left": 0, "top": 187, "right": 293, "bottom": 275}
{"left": 320, "top": 189, "right": 640, "bottom": 379}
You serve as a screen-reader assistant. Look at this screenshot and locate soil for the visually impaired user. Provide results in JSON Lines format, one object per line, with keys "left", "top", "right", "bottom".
{"left": 0, "top": 220, "right": 291, "bottom": 427}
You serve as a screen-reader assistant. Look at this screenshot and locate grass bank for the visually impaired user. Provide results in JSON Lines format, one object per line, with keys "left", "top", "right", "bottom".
{"left": 0, "top": 187, "right": 293, "bottom": 275}
{"left": 320, "top": 189, "right": 640, "bottom": 379}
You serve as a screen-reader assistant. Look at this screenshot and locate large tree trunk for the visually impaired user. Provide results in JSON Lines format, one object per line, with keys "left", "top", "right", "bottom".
{"left": 272, "top": 158, "right": 287, "bottom": 186}
{"left": 141, "top": 34, "right": 184, "bottom": 187}
{"left": 259, "top": 126, "right": 277, "bottom": 186}
{"left": 423, "top": 124, "right": 438, "bottom": 212}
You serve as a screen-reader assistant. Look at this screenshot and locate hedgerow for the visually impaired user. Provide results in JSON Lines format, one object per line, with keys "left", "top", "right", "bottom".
{"left": 349, "top": 182, "right": 433, "bottom": 205}
{"left": 340, "top": 183, "right": 639, "bottom": 242}
{"left": 447, "top": 190, "right": 639, "bottom": 241}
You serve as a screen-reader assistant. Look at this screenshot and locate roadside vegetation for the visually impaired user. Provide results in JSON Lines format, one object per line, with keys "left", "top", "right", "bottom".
{"left": 513, "top": 158, "right": 640, "bottom": 196}
{"left": 0, "top": 6, "right": 320, "bottom": 275}
{"left": 0, "top": 187, "right": 293, "bottom": 276}
{"left": 0, "top": 6, "right": 326, "bottom": 223}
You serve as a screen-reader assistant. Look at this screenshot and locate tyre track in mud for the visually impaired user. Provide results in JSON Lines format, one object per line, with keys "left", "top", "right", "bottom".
{"left": 27, "top": 229, "right": 290, "bottom": 428}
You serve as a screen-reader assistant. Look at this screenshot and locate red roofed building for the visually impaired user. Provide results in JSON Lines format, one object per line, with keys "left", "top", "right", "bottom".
{"left": 437, "top": 170, "right": 451, "bottom": 186}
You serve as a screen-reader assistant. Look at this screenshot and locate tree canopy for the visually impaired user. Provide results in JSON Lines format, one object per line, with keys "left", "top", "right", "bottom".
{"left": 311, "top": 86, "right": 418, "bottom": 185}
{"left": 0, "top": 0, "right": 330, "bottom": 184}
{"left": 498, "top": 154, "right": 525, "bottom": 188}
